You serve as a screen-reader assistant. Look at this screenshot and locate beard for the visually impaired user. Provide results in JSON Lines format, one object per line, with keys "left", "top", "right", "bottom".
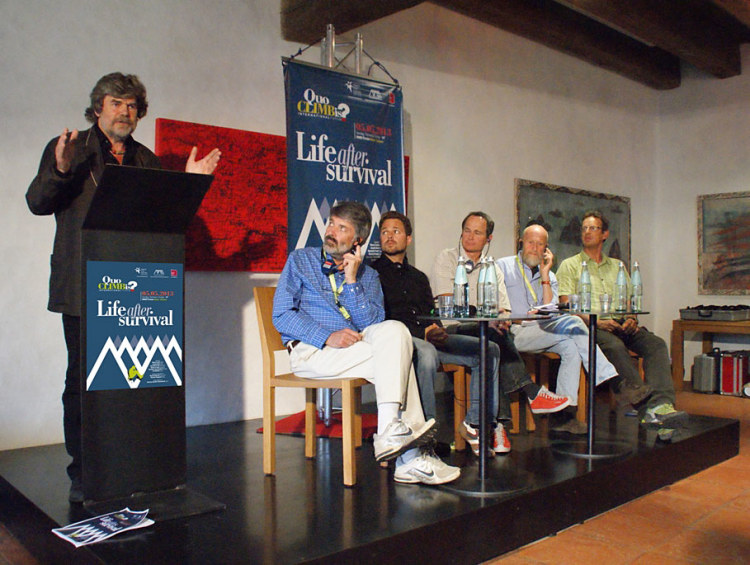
{"left": 523, "top": 253, "right": 541, "bottom": 268}
{"left": 382, "top": 241, "right": 406, "bottom": 256}
{"left": 323, "top": 235, "right": 350, "bottom": 259}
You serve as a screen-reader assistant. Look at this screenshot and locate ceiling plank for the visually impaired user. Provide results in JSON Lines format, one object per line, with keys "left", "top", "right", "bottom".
{"left": 281, "top": 0, "right": 425, "bottom": 45}
{"left": 562, "top": 0, "right": 742, "bottom": 78}
{"left": 709, "top": 0, "right": 750, "bottom": 30}
{"left": 433, "top": 0, "right": 681, "bottom": 89}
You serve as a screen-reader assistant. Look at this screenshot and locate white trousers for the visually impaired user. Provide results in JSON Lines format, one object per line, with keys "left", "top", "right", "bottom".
{"left": 289, "top": 320, "right": 426, "bottom": 426}
{"left": 510, "top": 315, "right": 617, "bottom": 405}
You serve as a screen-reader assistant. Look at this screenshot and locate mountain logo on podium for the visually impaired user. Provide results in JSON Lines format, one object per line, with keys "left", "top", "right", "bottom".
{"left": 86, "top": 335, "right": 183, "bottom": 390}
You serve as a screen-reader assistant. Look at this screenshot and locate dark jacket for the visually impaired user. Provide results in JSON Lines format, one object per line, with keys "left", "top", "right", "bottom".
{"left": 370, "top": 254, "right": 440, "bottom": 339}
{"left": 26, "top": 127, "right": 160, "bottom": 315}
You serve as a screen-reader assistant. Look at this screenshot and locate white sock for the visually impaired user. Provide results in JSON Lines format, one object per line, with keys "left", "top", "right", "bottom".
{"left": 397, "top": 447, "right": 419, "bottom": 466}
{"left": 377, "top": 402, "right": 400, "bottom": 434}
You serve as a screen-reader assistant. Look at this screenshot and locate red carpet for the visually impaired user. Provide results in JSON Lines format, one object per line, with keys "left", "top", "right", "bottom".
{"left": 257, "top": 411, "right": 378, "bottom": 439}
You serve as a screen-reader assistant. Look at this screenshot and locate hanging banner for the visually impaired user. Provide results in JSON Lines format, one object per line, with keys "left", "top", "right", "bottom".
{"left": 86, "top": 261, "right": 183, "bottom": 391}
{"left": 283, "top": 58, "right": 405, "bottom": 261}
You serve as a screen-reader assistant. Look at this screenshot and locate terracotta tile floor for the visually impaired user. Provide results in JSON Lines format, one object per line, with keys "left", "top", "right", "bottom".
{"left": 488, "top": 393, "right": 750, "bottom": 565}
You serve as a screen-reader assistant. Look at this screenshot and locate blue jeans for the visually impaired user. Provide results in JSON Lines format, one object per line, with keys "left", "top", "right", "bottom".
{"left": 454, "top": 323, "right": 533, "bottom": 421}
{"left": 412, "top": 334, "right": 500, "bottom": 425}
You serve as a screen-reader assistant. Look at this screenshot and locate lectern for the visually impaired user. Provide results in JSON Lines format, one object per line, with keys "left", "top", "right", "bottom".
{"left": 80, "top": 165, "right": 224, "bottom": 520}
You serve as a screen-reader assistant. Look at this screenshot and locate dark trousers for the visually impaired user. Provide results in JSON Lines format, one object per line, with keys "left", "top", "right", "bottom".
{"left": 596, "top": 327, "right": 675, "bottom": 409}
{"left": 62, "top": 314, "right": 82, "bottom": 483}
{"left": 454, "top": 323, "right": 534, "bottom": 422}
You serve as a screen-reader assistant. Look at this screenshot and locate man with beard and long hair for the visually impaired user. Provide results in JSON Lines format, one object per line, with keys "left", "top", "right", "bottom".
{"left": 27, "top": 72, "right": 220, "bottom": 503}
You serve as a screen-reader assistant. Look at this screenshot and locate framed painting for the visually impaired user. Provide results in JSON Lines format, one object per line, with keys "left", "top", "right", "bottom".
{"left": 698, "top": 192, "right": 750, "bottom": 295}
{"left": 514, "top": 179, "right": 631, "bottom": 269}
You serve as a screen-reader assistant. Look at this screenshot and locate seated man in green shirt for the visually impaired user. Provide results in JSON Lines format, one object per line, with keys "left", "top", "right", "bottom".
{"left": 556, "top": 210, "right": 687, "bottom": 427}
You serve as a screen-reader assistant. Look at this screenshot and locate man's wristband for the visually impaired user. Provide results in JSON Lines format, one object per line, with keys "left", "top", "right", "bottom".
{"left": 540, "top": 280, "right": 551, "bottom": 285}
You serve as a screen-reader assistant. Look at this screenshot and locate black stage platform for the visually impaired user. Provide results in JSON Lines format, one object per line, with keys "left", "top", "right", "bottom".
{"left": 0, "top": 401, "right": 739, "bottom": 564}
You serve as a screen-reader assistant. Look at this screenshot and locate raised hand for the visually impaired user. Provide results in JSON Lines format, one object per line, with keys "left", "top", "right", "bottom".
{"left": 54, "top": 128, "right": 79, "bottom": 174}
{"left": 185, "top": 146, "right": 221, "bottom": 175}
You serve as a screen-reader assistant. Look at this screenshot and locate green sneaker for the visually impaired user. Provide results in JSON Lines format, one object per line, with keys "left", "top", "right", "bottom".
{"left": 641, "top": 403, "right": 688, "bottom": 427}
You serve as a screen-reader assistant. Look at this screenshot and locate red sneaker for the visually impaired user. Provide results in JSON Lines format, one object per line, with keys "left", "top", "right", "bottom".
{"left": 493, "top": 422, "right": 511, "bottom": 454}
{"left": 529, "top": 386, "right": 570, "bottom": 414}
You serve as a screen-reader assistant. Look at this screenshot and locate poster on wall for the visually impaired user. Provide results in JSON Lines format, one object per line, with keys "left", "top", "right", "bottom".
{"left": 283, "top": 58, "right": 405, "bottom": 261}
{"left": 86, "top": 261, "right": 183, "bottom": 391}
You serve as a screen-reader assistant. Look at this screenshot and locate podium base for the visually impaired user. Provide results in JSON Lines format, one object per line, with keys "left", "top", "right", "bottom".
{"left": 83, "top": 485, "right": 225, "bottom": 521}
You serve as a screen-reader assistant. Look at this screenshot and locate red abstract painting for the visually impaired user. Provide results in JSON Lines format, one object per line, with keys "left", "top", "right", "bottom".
{"left": 155, "top": 118, "right": 288, "bottom": 272}
{"left": 155, "top": 118, "right": 409, "bottom": 272}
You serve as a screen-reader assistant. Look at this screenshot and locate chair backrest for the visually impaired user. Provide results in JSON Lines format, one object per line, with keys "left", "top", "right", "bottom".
{"left": 254, "top": 286, "right": 284, "bottom": 382}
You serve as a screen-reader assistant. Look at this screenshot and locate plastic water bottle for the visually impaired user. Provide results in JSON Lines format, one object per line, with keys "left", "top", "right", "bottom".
{"left": 483, "top": 256, "right": 498, "bottom": 316}
{"left": 630, "top": 261, "right": 642, "bottom": 312}
{"left": 614, "top": 261, "right": 628, "bottom": 312}
{"left": 476, "top": 258, "right": 488, "bottom": 316}
{"left": 453, "top": 256, "right": 470, "bottom": 317}
{"left": 580, "top": 261, "right": 592, "bottom": 312}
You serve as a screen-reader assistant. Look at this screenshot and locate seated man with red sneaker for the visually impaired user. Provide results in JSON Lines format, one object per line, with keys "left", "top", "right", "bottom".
{"left": 497, "top": 224, "right": 631, "bottom": 434}
{"left": 430, "top": 211, "right": 570, "bottom": 450}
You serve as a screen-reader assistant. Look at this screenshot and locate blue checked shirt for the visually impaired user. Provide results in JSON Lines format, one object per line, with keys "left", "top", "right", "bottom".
{"left": 272, "top": 247, "right": 385, "bottom": 349}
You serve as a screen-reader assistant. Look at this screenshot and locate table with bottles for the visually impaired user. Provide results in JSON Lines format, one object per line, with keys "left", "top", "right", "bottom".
{"left": 422, "top": 308, "right": 551, "bottom": 497}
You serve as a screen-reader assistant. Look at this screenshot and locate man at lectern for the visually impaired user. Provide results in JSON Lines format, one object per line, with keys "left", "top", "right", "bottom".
{"left": 25, "top": 72, "right": 220, "bottom": 503}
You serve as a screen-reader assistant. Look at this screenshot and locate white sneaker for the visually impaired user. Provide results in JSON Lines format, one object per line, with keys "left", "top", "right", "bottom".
{"left": 373, "top": 418, "right": 436, "bottom": 462}
{"left": 394, "top": 448, "right": 460, "bottom": 485}
{"left": 459, "top": 420, "right": 495, "bottom": 457}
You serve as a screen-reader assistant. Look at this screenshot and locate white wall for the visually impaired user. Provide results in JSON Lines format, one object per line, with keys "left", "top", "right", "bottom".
{"left": 1, "top": 1, "right": 746, "bottom": 451}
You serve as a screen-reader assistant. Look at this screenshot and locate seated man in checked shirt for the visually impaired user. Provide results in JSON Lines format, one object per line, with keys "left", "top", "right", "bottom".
{"left": 272, "top": 201, "right": 459, "bottom": 485}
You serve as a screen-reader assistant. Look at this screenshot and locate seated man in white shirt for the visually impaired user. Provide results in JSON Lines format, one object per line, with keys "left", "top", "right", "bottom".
{"left": 430, "top": 211, "right": 569, "bottom": 442}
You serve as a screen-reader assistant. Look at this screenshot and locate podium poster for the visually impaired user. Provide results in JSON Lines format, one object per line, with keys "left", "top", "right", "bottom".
{"left": 284, "top": 59, "right": 405, "bottom": 261}
{"left": 86, "top": 260, "right": 183, "bottom": 391}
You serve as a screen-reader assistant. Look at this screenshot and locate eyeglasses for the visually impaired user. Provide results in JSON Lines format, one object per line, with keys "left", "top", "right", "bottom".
{"left": 581, "top": 226, "right": 602, "bottom": 232}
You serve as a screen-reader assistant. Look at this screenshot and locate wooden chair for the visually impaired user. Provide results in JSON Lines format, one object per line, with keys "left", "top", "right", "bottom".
{"left": 440, "top": 363, "right": 469, "bottom": 451}
{"left": 254, "top": 286, "right": 368, "bottom": 487}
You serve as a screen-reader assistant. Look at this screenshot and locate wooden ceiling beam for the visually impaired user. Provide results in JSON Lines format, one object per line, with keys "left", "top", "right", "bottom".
{"left": 281, "top": 0, "right": 425, "bottom": 45}
{"left": 433, "top": 0, "right": 681, "bottom": 89}
{"left": 709, "top": 0, "right": 750, "bottom": 31}
{"left": 562, "top": 0, "right": 743, "bottom": 78}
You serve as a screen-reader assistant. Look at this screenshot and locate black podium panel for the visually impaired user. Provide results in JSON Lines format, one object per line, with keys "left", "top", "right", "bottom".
{"left": 79, "top": 166, "right": 222, "bottom": 517}
{"left": 82, "top": 231, "right": 187, "bottom": 502}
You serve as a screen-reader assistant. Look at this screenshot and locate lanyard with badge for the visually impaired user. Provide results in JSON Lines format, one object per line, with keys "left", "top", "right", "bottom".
{"left": 328, "top": 273, "right": 351, "bottom": 320}
{"left": 516, "top": 255, "right": 539, "bottom": 308}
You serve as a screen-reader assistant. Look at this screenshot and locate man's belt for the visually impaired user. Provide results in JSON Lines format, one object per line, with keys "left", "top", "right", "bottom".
{"left": 286, "top": 340, "right": 300, "bottom": 353}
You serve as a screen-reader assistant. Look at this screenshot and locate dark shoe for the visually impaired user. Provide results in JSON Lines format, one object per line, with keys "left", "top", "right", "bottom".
{"left": 432, "top": 441, "right": 452, "bottom": 458}
{"left": 551, "top": 418, "right": 588, "bottom": 435}
{"left": 68, "top": 480, "right": 84, "bottom": 504}
{"left": 614, "top": 381, "right": 653, "bottom": 407}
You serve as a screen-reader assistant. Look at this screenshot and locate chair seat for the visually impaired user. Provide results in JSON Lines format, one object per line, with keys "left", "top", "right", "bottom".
{"left": 271, "top": 373, "right": 369, "bottom": 389}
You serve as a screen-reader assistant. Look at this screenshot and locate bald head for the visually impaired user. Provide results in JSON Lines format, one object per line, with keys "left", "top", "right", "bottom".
{"left": 521, "top": 224, "right": 549, "bottom": 267}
